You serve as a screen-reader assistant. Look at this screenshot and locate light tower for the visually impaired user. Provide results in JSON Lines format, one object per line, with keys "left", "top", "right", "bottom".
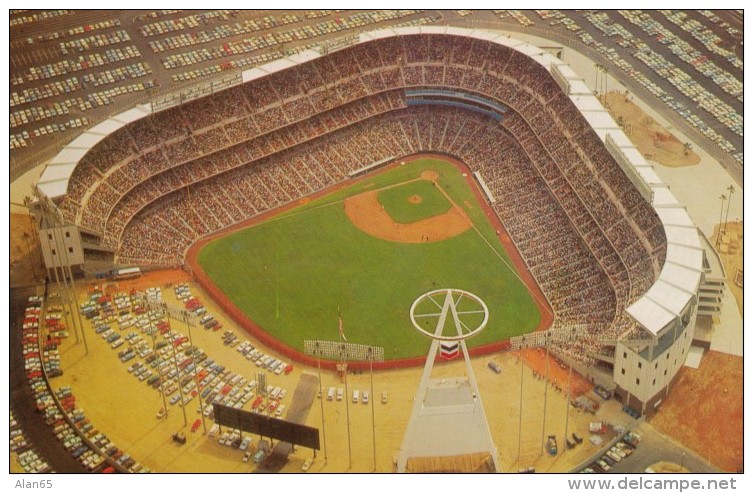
{"left": 396, "top": 289, "right": 500, "bottom": 472}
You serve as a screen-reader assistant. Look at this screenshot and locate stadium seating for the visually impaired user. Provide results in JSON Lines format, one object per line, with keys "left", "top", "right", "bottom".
{"left": 61, "top": 34, "right": 667, "bottom": 365}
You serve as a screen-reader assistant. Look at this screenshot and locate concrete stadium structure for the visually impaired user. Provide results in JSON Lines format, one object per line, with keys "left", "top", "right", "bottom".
{"left": 34, "top": 26, "right": 706, "bottom": 422}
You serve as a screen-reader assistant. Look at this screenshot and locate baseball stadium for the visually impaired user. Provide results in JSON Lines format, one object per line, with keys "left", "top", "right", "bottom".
{"left": 9, "top": 10, "right": 743, "bottom": 475}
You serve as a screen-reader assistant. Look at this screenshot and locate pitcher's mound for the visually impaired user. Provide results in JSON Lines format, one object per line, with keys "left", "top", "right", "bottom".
{"left": 408, "top": 195, "right": 423, "bottom": 205}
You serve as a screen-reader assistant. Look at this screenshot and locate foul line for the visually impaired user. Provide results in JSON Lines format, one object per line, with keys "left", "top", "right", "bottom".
{"left": 432, "top": 180, "right": 548, "bottom": 309}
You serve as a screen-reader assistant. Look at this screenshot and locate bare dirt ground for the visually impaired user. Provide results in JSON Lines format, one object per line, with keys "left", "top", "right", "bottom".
{"left": 519, "top": 348, "right": 593, "bottom": 399}
{"left": 648, "top": 351, "right": 743, "bottom": 472}
{"left": 10, "top": 212, "right": 44, "bottom": 286}
{"left": 603, "top": 92, "right": 700, "bottom": 168}
{"left": 50, "top": 271, "right": 616, "bottom": 473}
{"left": 710, "top": 221, "right": 743, "bottom": 316}
{"left": 343, "top": 174, "right": 471, "bottom": 244}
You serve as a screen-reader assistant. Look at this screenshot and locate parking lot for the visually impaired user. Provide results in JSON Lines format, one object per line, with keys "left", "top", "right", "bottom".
{"left": 10, "top": 10, "right": 742, "bottom": 182}
{"left": 14, "top": 268, "right": 642, "bottom": 473}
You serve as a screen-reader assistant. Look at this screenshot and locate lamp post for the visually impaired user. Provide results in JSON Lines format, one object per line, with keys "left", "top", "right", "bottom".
{"left": 723, "top": 185, "right": 735, "bottom": 237}
{"left": 315, "top": 344, "right": 328, "bottom": 464}
{"left": 594, "top": 63, "right": 601, "bottom": 95}
{"left": 517, "top": 351, "right": 524, "bottom": 465}
{"left": 368, "top": 347, "right": 376, "bottom": 472}
{"left": 716, "top": 194, "right": 726, "bottom": 248}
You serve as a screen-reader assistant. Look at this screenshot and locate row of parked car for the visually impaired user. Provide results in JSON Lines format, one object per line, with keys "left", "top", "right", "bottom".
{"left": 575, "top": 11, "right": 742, "bottom": 164}
{"left": 9, "top": 9, "right": 71, "bottom": 27}
{"left": 159, "top": 10, "right": 424, "bottom": 72}
{"left": 10, "top": 77, "right": 82, "bottom": 108}
{"left": 546, "top": 9, "right": 742, "bottom": 166}
{"left": 80, "top": 283, "right": 296, "bottom": 471}
{"left": 58, "top": 29, "right": 131, "bottom": 55}
{"left": 19, "top": 46, "right": 143, "bottom": 85}
{"left": 10, "top": 410, "right": 54, "bottom": 473}
{"left": 92, "top": 285, "right": 293, "bottom": 421}
{"left": 22, "top": 294, "right": 145, "bottom": 472}
{"left": 323, "top": 386, "right": 387, "bottom": 405}
{"left": 56, "top": 386, "right": 146, "bottom": 472}
{"left": 665, "top": 10, "right": 742, "bottom": 68}
{"left": 581, "top": 431, "right": 642, "bottom": 473}
{"left": 493, "top": 9, "right": 535, "bottom": 27}
{"left": 175, "top": 283, "right": 296, "bottom": 380}
{"left": 9, "top": 78, "right": 154, "bottom": 150}
{"left": 139, "top": 10, "right": 238, "bottom": 38}
{"left": 154, "top": 10, "right": 333, "bottom": 58}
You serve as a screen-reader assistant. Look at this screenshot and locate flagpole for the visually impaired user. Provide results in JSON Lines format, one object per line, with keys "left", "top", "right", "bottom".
{"left": 369, "top": 347, "right": 376, "bottom": 471}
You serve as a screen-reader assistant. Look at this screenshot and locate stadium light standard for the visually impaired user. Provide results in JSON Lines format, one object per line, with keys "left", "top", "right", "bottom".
{"left": 517, "top": 351, "right": 524, "bottom": 465}
{"left": 340, "top": 343, "right": 353, "bottom": 470}
{"left": 563, "top": 363, "right": 572, "bottom": 451}
{"left": 42, "top": 206, "right": 78, "bottom": 346}
{"left": 368, "top": 347, "right": 376, "bottom": 472}
{"left": 723, "top": 185, "right": 735, "bottom": 237}
{"left": 716, "top": 194, "right": 726, "bottom": 247}
{"left": 182, "top": 310, "right": 206, "bottom": 434}
{"left": 56, "top": 219, "right": 88, "bottom": 355}
{"left": 594, "top": 63, "right": 601, "bottom": 96}
{"left": 148, "top": 319, "right": 169, "bottom": 417}
{"left": 540, "top": 331, "right": 551, "bottom": 457}
{"left": 167, "top": 323, "right": 189, "bottom": 427}
{"left": 315, "top": 343, "right": 328, "bottom": 464}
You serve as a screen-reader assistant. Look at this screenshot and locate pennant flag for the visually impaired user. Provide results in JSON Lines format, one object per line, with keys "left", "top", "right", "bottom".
{"left": 440, "top": 341, "right": 460, "bottom": 360}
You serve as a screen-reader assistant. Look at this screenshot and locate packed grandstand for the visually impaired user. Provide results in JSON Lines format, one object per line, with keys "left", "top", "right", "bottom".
{"left": 40, "top": 31, "right": 673, "bottom": 378}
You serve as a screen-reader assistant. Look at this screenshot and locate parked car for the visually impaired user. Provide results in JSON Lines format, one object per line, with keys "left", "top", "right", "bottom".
{"left": 252, "top": 449, "right": 266, "bottom": 464}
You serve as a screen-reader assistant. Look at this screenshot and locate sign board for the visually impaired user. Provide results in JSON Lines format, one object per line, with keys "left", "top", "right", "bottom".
{"left": 213, "top": 404, "right": 320, "bottom": 450}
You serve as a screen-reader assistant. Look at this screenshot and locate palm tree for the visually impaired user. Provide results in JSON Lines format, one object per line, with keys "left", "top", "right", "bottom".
{"left": 683, "top": 142, "right": 692, "bottom": 156}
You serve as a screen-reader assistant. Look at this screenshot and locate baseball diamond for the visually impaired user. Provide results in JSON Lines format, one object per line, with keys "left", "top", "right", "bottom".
{"left": 193, "top": 157, "right": 544, "bottom": 361}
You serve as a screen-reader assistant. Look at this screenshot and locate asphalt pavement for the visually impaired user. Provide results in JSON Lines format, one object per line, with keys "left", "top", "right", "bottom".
{"left": 9, "top": 286, "right": 88, "bottom": 473}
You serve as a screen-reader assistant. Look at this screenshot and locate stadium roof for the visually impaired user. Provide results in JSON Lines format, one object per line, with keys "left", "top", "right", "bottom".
{"left": 35, "top": 26, "right": 703, "bottom": 337}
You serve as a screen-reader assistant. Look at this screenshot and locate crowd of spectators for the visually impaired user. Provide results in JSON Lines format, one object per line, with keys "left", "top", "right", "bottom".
{"left": 62, "top": 34, "right": 669, "bottom": 367}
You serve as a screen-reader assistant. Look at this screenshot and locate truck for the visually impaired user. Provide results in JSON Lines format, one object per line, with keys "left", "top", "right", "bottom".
{"left": 572, "top": 395, "right": 600, "bottom": 414}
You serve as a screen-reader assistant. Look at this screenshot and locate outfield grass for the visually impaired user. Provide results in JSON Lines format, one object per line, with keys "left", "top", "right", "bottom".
{"left": 197, "top": 158, "right": 541, "bottom": 360}
{"left": 377, "top": 179, "right": 451, "bottom": 224}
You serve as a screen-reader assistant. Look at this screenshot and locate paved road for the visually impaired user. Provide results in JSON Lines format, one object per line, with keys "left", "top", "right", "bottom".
{"left": 10, "top": 286, "right": 88, "bottom": 473}
{"left": 593, "top": 422, "right": 720, "bottom": 474}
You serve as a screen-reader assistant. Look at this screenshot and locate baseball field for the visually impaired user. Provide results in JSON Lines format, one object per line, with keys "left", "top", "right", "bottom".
{"left": 196, "top": 157, "right": 544, "bottom": 360}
